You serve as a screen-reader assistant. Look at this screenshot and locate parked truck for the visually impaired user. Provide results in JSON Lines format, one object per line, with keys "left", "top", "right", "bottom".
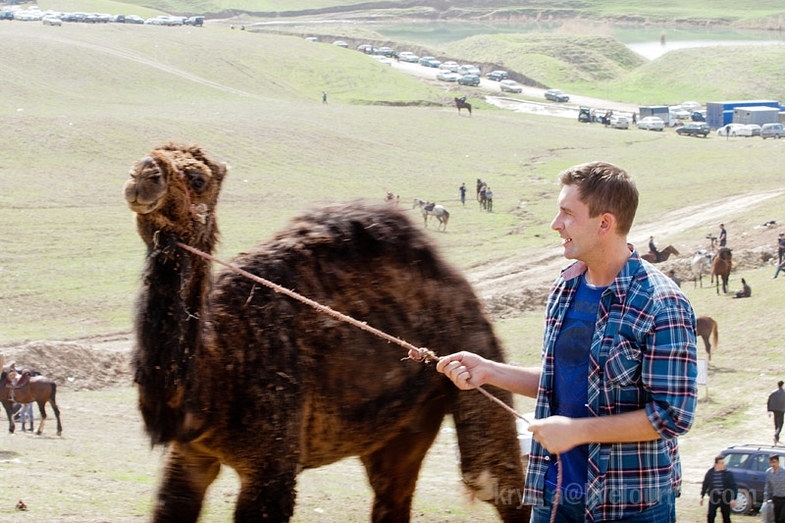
{"left": 706, "top": 100, "right": 780, "bottom": 129}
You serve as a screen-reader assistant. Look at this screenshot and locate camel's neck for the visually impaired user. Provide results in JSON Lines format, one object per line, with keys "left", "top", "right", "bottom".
{"left": 133, "top": 234, "right": 213, "bottom": 445}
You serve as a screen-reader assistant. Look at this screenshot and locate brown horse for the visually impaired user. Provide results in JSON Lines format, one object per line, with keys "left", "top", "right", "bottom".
{"left": 696, "top": 316, "right": 718, "bottom": 360}
{"left": 0, "top": 371, "right": 62, "bottom": 436}
{"left": 711, "top": 247, "right": 733, "bottom": 294}
{"left": 641, "top": 245, "right": 680, "bottom": 263}
{"left": 455, "top": 96, "right": 472, "bottom": 115}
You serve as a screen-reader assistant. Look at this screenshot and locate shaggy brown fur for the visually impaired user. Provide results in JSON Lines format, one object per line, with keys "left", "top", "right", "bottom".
{"left": 124, "top": 143, "right": 529, "bottom": 522}
{"left": 0, "top": 371, "right": 62, "bottom": 436}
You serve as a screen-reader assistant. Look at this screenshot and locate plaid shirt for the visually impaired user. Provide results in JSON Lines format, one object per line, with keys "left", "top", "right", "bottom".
{"left": 523, "top": 251, "right": 698, "bottom": 521}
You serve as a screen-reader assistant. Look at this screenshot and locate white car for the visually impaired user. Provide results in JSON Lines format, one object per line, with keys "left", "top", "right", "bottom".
{"left": 398, "top": 51, "right": 419, "bottom": 63}
{"left": 637, "top": 116, "right": 665, "bottom": 131}
{"left": 439, "top": 61, "right": 459, "bottom": 72}
{"left": 669, "top": 106, "right": 691, "bottom": 120}
{"left": 499, "top": 79, "right": 522, "bottom": 93}
{"left": 436, "top": 70, "right": 461, "bottom": 82}
{"left": 42, "top": 15, "right": 62, "bottom": 25}
{"left": 609, "top": 115, "right": 629, "bottom": 129}
{"left": 457, "top": 64, "right": 481, "bottom": 76}
{"left": 717, "top": 123, "right": 760, "bottom": 137}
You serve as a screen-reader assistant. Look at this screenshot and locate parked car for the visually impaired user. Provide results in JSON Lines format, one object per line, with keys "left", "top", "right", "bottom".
{"left": 676, "top": 122, "right": 711, "bottom": 137}
{"left": 499, "top": 79, "right": 522, "bottom": 93}
{"left": 457, "top": 65, "right": 481, "bottom": 76}
{"left": 486, "top": 70, "right": 509, "bottom": 81}
{"left": 719, "top": 444, "right": 783, "bottom": 514}
{"left": 42, "top": 15, "right": 62, "bottom": 25}
{"left": 718, "top": 124, "right": 761, "bottom": 137}
{"left": 332, "top": 40, "right": 349, "bottom": 48}
{"left": 761, "top": 123, "right": 785, "bottom": 139}
{"left": 457, "top": 74, "right": 480, "bottom": 86}
{"left": 669, "top": 106, "right": 691, "bottom": 120}
{"left": 439, "top": 61, "right": 459, "bottom": 72}
{"left": 436, "top": 70, "right": 460, "bottom": 82}
{"left": 418, "top": 56, "right": 441, "bottom": 68}
{"left": 544, "top": 89, "right": 569, "bottom": 102}
{"left": 578, "top": 107, "right": 593, "bottom": 123}
{"left": 398, "top": 51, "right": 419, "bottom": 63}
{"left": 637, "top": 116, "right": 665, "bottom": 131}
{"left": 376, "top": 47, "right": 395, "bottom": 57}
{"left": 716, "top": 123, "right": 746, "bottom": 137}
{"left": 356, "top": 44, "right": 374, "bottom": 54}
{"left": 184, "top": 16, "right": 204, "bottom": 26}
{"left": 691, "top": 110, "right": 707, "bottom": 122}
{"left": 609, "top": 115, "right": 629, "bottom": 129}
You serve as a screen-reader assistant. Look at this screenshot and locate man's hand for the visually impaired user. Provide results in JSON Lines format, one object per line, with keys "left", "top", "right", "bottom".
{"left": 528, "top": 416, "right": 584, "bottom": 454}
{"left": 435, "top": 351, "right": 490, "bottom": 390}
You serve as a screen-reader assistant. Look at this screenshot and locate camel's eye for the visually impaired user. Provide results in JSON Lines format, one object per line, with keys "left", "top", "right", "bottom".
{"left": 187, "top": 170, "right": 207, "bottom": 193}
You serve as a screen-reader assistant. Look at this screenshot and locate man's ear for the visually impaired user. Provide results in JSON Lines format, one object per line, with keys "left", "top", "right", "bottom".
{"left": 598, "top": 212, "right": 617, "bottom": 235}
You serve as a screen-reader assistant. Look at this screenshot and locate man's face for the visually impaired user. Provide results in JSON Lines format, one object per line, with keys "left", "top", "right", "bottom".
{"left": 551, "top": 184, "right": 603, "bottom": 262}
{"left": 771, "top": 458, "right": 780, "bottom": 471}
{"left": 715, "top": 460, "right": 725, "bottom": 471}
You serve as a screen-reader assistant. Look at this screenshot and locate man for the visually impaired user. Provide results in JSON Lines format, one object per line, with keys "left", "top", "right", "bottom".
{"left": 765, "top": 455, "right": 785, "bottom": 523}
{"left": 719, "top": 223, "right": 727, "bottom": 247}
{"left": 427, "top": 161, "right": 698, "bottom": 522}
{"left": 769, "top": 381, "right": 785, "bottom": 445}
{"left": 701, "top": 455, "right": 737, "bottom": 523}
{"left": 459, "top": 182, "right": 467, "bottom": 207}
{"left": 778, "top": 233, "right": 785, "bottom": 265}
{"left": 649, "top": 235, "right": 660, "bottom": 262}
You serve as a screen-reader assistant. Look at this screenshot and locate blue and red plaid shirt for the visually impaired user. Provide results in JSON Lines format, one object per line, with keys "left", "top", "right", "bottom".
{"left": 523, "top": 250, "right": 698, "bottom": 521}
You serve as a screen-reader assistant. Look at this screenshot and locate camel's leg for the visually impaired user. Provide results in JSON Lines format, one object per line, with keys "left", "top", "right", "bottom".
{"left": 702, "top": 336, "right": 711, "bottom": 361}
{"left": 361, "top": 409, "right": 443, "bottom": 523}
{"left": 153, "top": 444, "right": 221, "bottom": 523}
{"left": 233, "top": 462, "right": 298, "bottom": 522}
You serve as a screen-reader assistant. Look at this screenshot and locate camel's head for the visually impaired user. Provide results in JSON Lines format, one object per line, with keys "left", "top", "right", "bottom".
{"left": 123, "top": 143, "right": 227, "bottom": 249}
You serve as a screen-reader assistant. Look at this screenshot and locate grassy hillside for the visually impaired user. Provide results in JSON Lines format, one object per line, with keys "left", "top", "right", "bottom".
{"left": 37, "top": 0, "right": 785, "bottom": 26}
{"left": 1, "top": 20, "right": 784, "bottom": 344}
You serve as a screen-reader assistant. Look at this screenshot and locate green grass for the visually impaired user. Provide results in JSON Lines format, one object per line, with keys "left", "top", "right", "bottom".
{"left": 1, "top": 21, "right": 784, "bottom": 346}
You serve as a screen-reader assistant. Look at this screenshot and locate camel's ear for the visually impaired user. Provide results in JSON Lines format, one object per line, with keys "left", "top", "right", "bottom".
{"left": 189, "top": 146, "right": 228, "bottom": 186}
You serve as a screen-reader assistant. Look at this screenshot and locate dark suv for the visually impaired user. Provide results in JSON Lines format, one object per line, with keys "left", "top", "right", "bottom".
{"left": 676, "top": 122, "right": 710, "bottom": 137}
{"left": 719, "top": 444, "right": 784, "bottom": 514}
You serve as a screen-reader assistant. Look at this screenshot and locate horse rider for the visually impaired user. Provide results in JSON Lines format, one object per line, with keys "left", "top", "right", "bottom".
{"left": 648, "top": 236, "right": 660, "bottom": 262}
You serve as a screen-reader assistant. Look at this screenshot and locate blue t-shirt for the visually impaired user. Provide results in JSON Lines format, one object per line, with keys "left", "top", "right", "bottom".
{"left": 545, "top": 275, "right": 606, "bottom": 499}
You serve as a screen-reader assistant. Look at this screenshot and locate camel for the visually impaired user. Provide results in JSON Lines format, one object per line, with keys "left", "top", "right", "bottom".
{"left": 123, "top": 143, "right": 529, "bottom": 522}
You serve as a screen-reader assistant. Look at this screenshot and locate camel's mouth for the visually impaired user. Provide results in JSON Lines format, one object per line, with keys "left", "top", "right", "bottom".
{"left": 126, "top": 199, "right": 160, "bottom": 215}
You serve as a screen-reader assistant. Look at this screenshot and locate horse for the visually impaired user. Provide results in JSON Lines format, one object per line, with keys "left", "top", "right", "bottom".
{"left": 691, "top": 249, "right": 714, "bottom": 287}
{"left": 0, "top": 370, "right": 62, "bottom": 436}
{"left": 696, "top": 316, "right": 719, "bottom": 361}
{"left": 412, "top": 198, "right": 450, "bottom": 231}
{"left": 711, "top": 247, "right": 733, "bottom": 294}
{"left": 641, "top": 245, "right": 680, "bottom": 263}
{"left": 454, "top": 97, "right": 472, "bottom": 115}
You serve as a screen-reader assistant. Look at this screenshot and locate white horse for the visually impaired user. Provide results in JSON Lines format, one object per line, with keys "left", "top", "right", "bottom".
{"left": 691, "top": 249, "right": 713, "bottom": 288}
{"left": 412, "top": 198, "right": 450, "bottom": 231}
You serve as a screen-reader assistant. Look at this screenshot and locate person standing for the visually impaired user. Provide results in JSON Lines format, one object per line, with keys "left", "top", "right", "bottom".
{"left": 701, "top": 455, "right": 737, "bottom": 523}
{"left": 19, "top": 402, "right": 34, "bottom": 432}
{"left": 425, "top": 161, "right": 698, "bottom": 522}
{"left": 778, "top": 233, "right": 785, "bottom": 265}
{"left": 769, "top": 381, "right": 785, "bottom": 445}
{"left": 765, "top": 455, "right": 785, "bottom": 523}
{"left": 322, "top": 91, "right": 327, "bottom": 104}
{"left": 485, "top": 186, "right": 493, "bottom": 212}
{"left": 719, "top": 224, "right": 727, "bottom": 247}
{"left": 459, "top": 182, "right": 466, "bottom": 207}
